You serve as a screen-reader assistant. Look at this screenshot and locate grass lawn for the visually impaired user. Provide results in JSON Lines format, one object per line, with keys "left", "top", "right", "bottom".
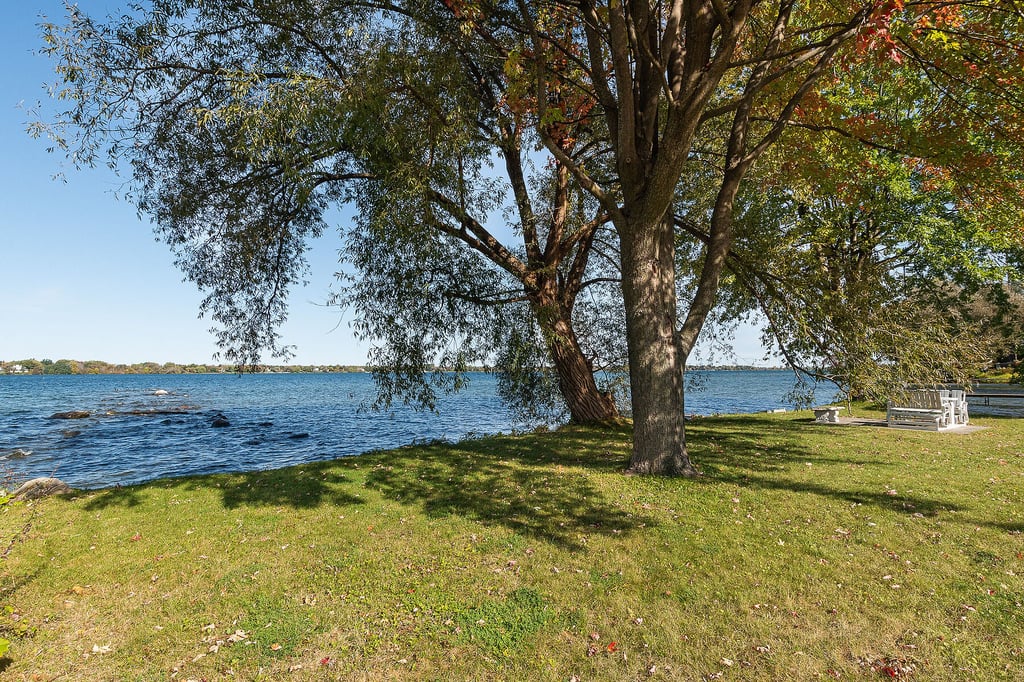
{"left": 0, "top": 409, "right": 1021, "bottom": 680}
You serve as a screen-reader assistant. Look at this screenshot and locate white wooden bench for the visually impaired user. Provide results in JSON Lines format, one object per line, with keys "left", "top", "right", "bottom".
{"left": 940, "top": 389, "right": 969, "bottom": 425}
{"left": 886, "top": 389, "right": 948, "bottom": 430}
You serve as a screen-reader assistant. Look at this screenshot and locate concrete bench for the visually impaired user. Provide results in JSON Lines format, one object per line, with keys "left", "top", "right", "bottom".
{"left": 812, "top": 406, "right": 841, "bottom": 423}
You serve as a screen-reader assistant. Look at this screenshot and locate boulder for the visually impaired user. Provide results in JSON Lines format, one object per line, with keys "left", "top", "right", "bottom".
{"left": 11, "top": 477, "right": 73, "bottom": 500}
{"left": 212, "top": 414, "right": 230, "bottom": 428}
{"left": 49, "top": 411, "right": 91, "bottom": 420}
{"left": 4, "top": 449, "right": 32, "bottom": 459}
{"left": 288, "top": 432, "right": 310, "bottom": 439}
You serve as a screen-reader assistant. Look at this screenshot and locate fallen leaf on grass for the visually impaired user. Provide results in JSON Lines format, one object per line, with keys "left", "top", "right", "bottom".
{"left": 606, "top": 641, "right": 618, "bottom": 653}
{"left": 91, "top": 644, "right": 112, "bottom": 654}
{"left": 270, "top": 643, "right": 282, "bottom": 651}
{"left": 870, "top": 656, "right": 916, "bottom": 678}
{"left": 227, "top": 629, "right": 248, "bottom": 643}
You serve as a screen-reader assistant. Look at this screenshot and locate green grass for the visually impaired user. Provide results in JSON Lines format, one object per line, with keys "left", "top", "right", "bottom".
{"left": 0, "top": 409, "right": 1022, "bottom": 680}
{"left": 973, "top": 369, "right": 1017, "bottom": 383}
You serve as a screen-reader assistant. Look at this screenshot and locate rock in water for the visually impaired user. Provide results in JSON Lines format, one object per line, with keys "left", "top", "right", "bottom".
{"left": 153, "top": 389, "right": 169, "bottom": 396}
{"left": 5, "top": 449, "right": 32, "bottom": 459}
{"left": 49, "top": 411, "right": 91, "bottom": 420}
{"left": 212, "top": 414, "right": 230, "bottom": 427}
{"left": 11, "top": 477, "right": 72, "bottom": 500}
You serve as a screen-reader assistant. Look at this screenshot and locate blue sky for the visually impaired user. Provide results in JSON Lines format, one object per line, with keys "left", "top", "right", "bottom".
{"left": 1, "top": 2, "right": 773, "bottom": 367}
{"left": 2, "top": 1, "right": 364, "bottom": 365}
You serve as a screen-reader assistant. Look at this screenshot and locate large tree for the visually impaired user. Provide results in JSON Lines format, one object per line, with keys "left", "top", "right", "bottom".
{"left": 477, "top": 0, "right": 1021, "bottom": 473}
{"left": 38, "top": 0, "right": 622, "bottom": 423}
{"left": 38, "top": 0, "right": 1024, "bottom": 473}
{"left": 328, "top": 25, "right": 623, "bottom": 421}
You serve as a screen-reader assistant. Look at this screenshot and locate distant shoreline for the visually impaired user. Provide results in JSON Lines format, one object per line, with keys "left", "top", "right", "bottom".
{"left": 0, "top": 359, "right": 367, "bottom": 376}
{"left": 1, "top": 359, "right": 789, "bottom": 376}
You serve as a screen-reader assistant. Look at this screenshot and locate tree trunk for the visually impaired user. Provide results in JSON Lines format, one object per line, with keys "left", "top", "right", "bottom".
{"left": 544, "top": 311, "right": 619, "bottom": 423}
{"left": 620, "top": 214, "right": 698, "bottom": 475}
{"left": 530, "top": 283, "right": 619, "bottom": 424}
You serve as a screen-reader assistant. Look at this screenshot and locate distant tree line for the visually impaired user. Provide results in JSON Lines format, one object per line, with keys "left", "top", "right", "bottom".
{"left": 0, "top": 359, "right": 366, "bottom": 375}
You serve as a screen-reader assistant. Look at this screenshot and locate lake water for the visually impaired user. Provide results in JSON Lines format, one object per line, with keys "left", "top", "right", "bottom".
{"left": 0, "top": 370, "right": 853, "bottom": 488}
{"left": 965, "top": 383, "right": 1024, "bottom": 417}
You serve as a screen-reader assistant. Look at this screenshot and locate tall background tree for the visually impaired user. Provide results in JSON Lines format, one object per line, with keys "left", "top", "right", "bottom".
{"left": 673, "top": 23, "right": 1024, "bottom": 404}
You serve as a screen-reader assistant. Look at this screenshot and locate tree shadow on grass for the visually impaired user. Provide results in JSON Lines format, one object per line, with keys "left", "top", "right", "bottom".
{"left": 78, "top": 464, "right": 367, "bottom": 512}
{"left": 68, "top": 415, "right": 995, "bottom": 542}
{"left": 360, "top": 426, "right": 655, "bottom": 550}
{"left": 688, "top": 415, "right": 967, "bottom": 517}
{"left": 989, "top": 521, "right": 1024, "bottom": 534}
{"left": 74, "top": 485, "right": 145, "bottom": 510}
{"left": 716, "top": 471, "right": 964, "bottom": 517}
{"left": 73, "top": 424, "right": 647, "bottom": 549}
{"left": 687, "top": 414, "right": 897, "bottom": 471}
